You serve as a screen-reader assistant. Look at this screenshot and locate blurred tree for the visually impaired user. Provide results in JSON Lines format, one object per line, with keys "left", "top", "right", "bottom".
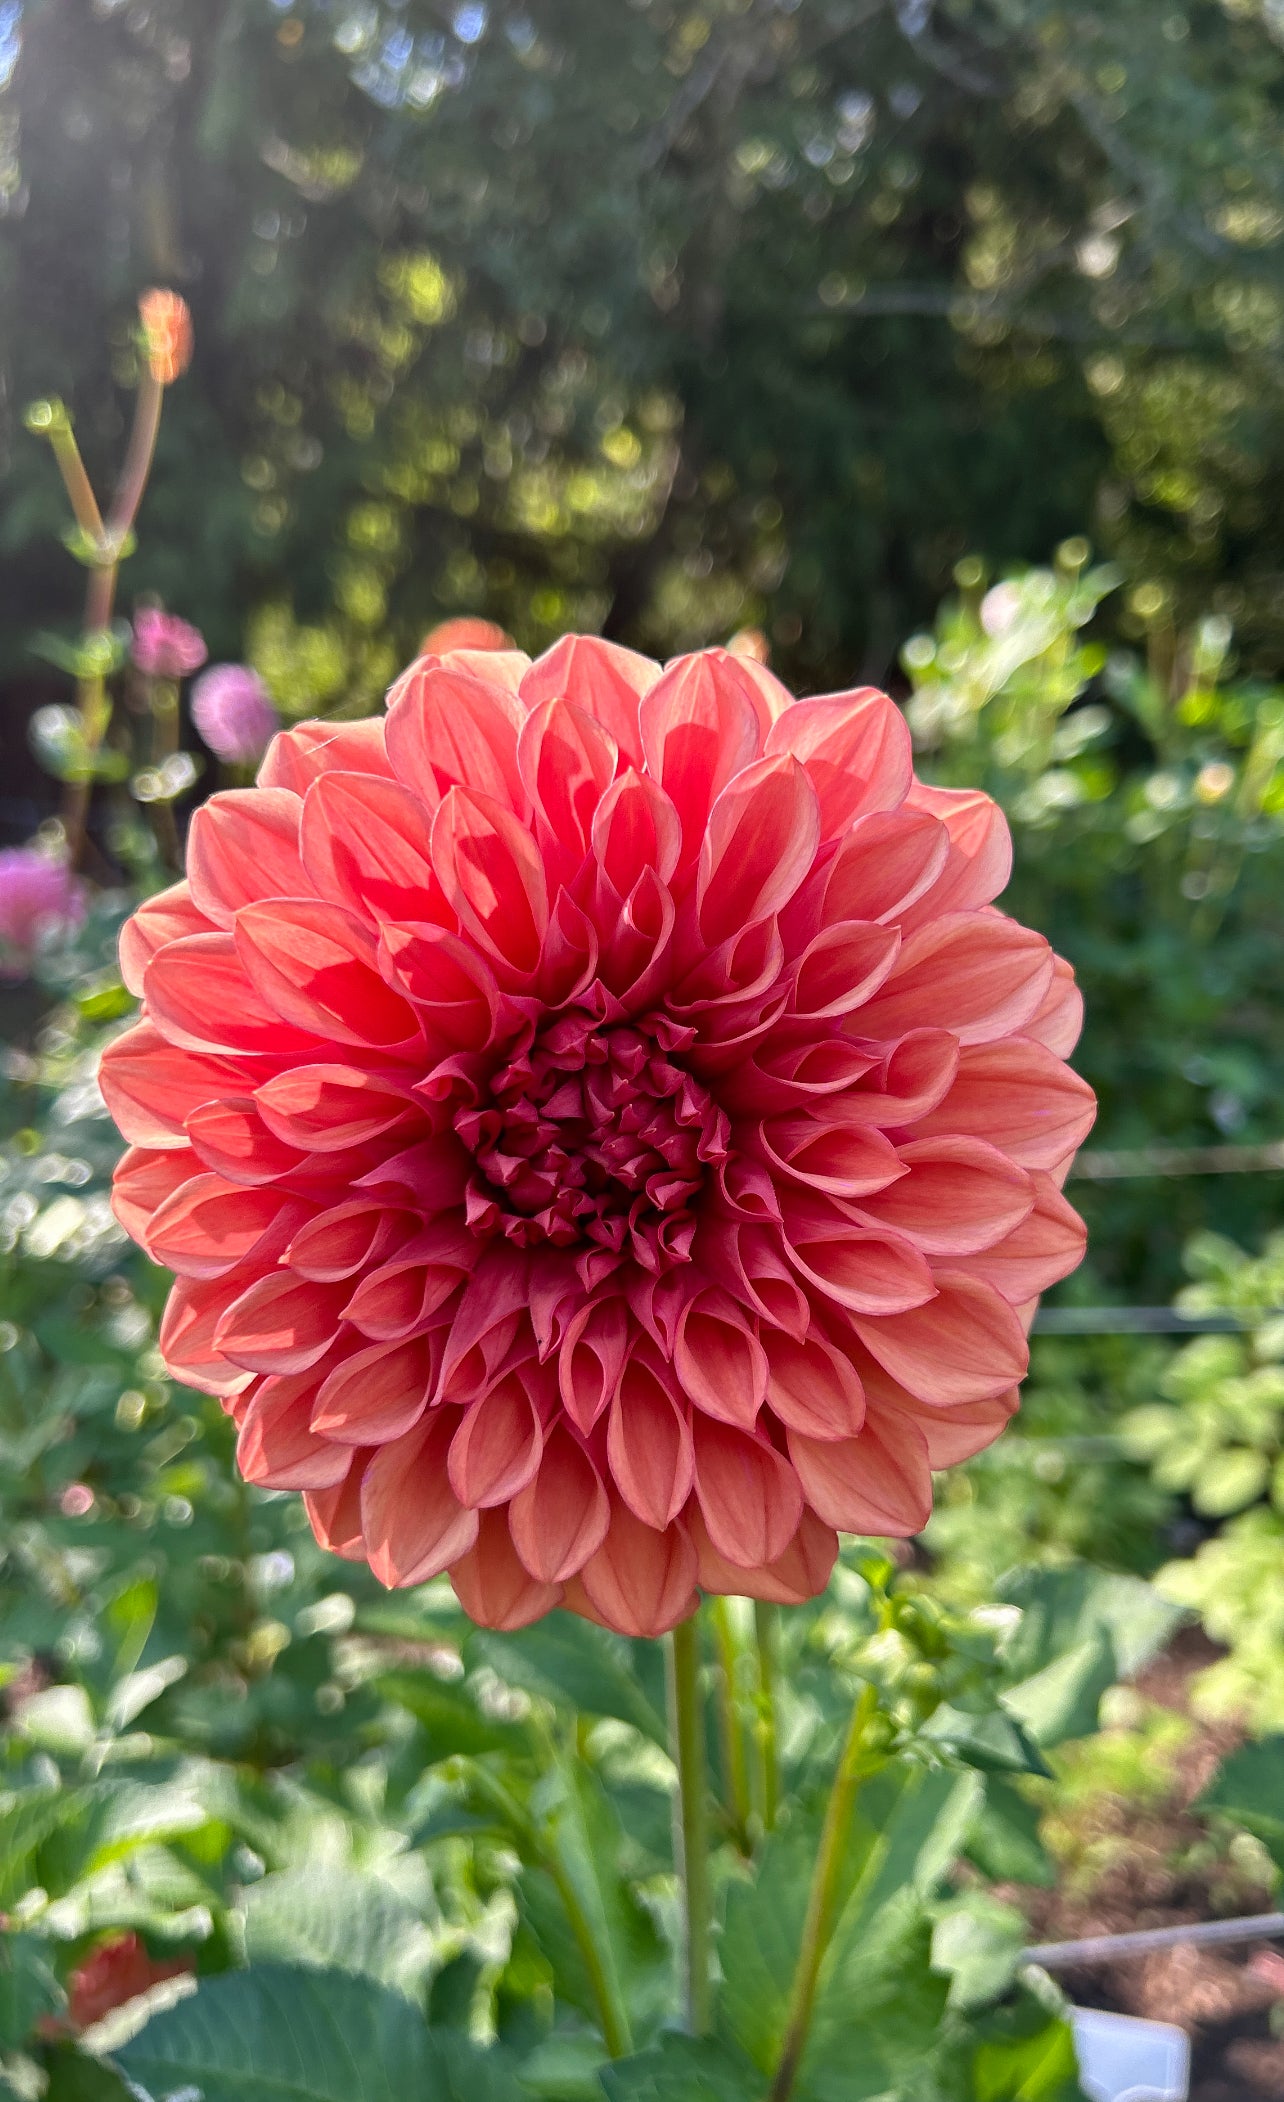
{"left": 4, "top": 0, "right": 1284, "bottom": 722}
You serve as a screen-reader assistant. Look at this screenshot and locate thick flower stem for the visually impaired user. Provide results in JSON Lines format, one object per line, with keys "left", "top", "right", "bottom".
{"left": 709, "top": 1597, "right": 751, "bottom": 1847}
{"left": 766, "top": 1681, "right": 878, "bottom": 2102}
{"left": 752, "top": 1600, "right": 780, "bottom": 1833}
{"left": 667, "top": 1612, "right": 713, "bottom": 2035}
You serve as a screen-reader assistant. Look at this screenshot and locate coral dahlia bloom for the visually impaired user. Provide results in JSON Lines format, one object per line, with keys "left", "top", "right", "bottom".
{"left": 102, "top": 641, "right": 1094, "bottom": 1637}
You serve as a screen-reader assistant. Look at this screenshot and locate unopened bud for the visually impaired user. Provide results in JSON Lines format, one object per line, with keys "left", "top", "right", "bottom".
{"left": 138, "top": 288, "right": 194, "bottom": 385}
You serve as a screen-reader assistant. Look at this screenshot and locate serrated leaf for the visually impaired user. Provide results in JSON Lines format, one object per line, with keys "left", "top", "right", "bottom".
{"left": 920, "top": 1703, "right": 1051, "bottom": 1777}
{"left": 600, "top": 2033, "right": 761, "bottom": 2100}
{"left": 1199, "top": 1736, "right": 1284, "bottom": 1865}
{"left": 115, "top": 1963, "right": 522, "bottom": 2102}
{"left": 998, "top": 1567, "right": 1184, "bottom": 1685}
{"left": 376, "top": 1671, "right": 532, "bottom": 1760}
{"left": 965, "top": 1779, "right": 1055, "bottom": 1889}
{"left": 1001, "top": 1635, "right": 1117, "bottom": 1749}
{"left": 471, "top": 1615, "right": 668, "bottom": 1746}
{"left": 242, "top": 1867, "right": 435, "bottom": 1998}
{"left": 0, "top": 1930, "right": 61, "bottom": 2046}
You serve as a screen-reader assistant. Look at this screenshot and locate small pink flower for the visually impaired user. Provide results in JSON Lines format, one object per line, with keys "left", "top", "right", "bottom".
{"left": 0, "top": 848, "right": 85, "bottom": 977}
{"left": 132, "top": 610, "right": 207, "bottom": 680}
{"left": 191, "top": 666, "right": 279, "bottom": 766}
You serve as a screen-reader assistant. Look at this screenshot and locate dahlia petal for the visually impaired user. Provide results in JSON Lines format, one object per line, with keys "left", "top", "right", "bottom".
{"left": 259, "top": 719, "right": 394, "bottom": 793}
{"left": 237, "top": 1373, "right": 352, "bottom": 1491}
{"left": 899, "top": 784, "right": 1012, "bottom": 924}
{"left": 789, "top": 920, "right": 902, "bottom": 1021}
{"left": 607, "top": 1358, "right": 694, "bottom": 1528}
{"left": 386, "top": 661, "right": 526, "bottom": 813}
{"left": 853, "top": 1136, "right": 1034, "bottom": 1256}
{"left": 362, "top": 1411, "right": 480, "bottom": 1587}
{"left": 146, "top": 1175, "right": 293, "bottom": 1280}
{"left": 521, "top": 634, "right": 656, "bottom": 766}
{"left": 254, "top": 1065, "right": 417, "bottom": 1152}
{"left": 285, "top": 1200, "right": 410, "bottom": 1281}
{"left": 853, "top": 912, "right": 1054, "bottom": 1047}
{"left": 300, "top": 772, "right": 445, "bottom": 923}
{"left": 689, "top": 1503, "right": 838, "bottom": 1605}
{"left": 894, "top": 1387, "right": 1020, "bottom": 1467}
{"left": 431, "top": 786, "right": 549, "bottom": 977}
{"left": 214, "top": 1270, "right": 349, "bottom": 1375}
{"left": 379, "top": 922, "right": 501, "bottom": 1048}
{"left": 558, "top": 1299, "right": 630, "bottom": 1434}
{"left": 145, "top": 932, "right": 324, "bottom": 1057}
{"left": 111, "top": 1145, "right": 200, "bottom": 1245}
{"left": 911, "top": 1037, "right": 1096, "bottom": 1170}
{"left": 357, "top": 1139, "right": 468, "bottom": 1218}
{"left": 1024, "top": 954, "right": 1085, "bottom": 1057}
{"left": 119, "top": 882, "right": 213, "bottom": 997}
{"left": 312, "top": 1336, "right": 433, "bottom": 1444}
{"left": 722, "top": 1038, "right": 878, "bottom": 1116}
{"left": 304, "top": 1453, "right": 373, "bottom": 1560}
{"left": 765, "top": 688, "right": 912, "bottom": 836}
{"left": 697, "top": 756, "right": 821, "bottom": 948}
{"left": 841, "top": 1030, "right": 960, "bottom": 1127}
{"left": 575, "top": 1497, "right": 698, "bottom": 1638}
{"left": 343, "top": 1225, "right": 469, "bottom": 1339}
{"left": 100, "top": 1023, "right": 244, "bottom": 1149}
{"left": 638, "top": 653, "right": 763, "bottom": 866}
{"left": 448, "top": 1374, "right": 544, "bottom": 1507}
{"left": 821, "top": 808, "right": 948, "bottom": 925}
{"left": 691, "top": 1417, "right": 803, "bottom": 1569}
{"left": 159, "top": 1276, "right": 251, "bottom": 1397}
{"left": 186, "top": 790, "right": 311, "bottom": 927}
{"left": 674, "top": 1289, "right": 767, "bottom": 1429}
{"left": 518, "top": 696, "right": 618, "bottom": 870}
{"left": 787, "top": 1410, "right": 932, "bottom": 1536}
{"left": 449, "top": 1507, "right": 562, "bottom": 1629}
{"left": 761, "top": 1115, "right": 905, "bottom": 1200}
{"left": 185, "top": 1096, "right": 303, "bottom": 1184}
{"left": 783, "top": 1206, "right": 936, "bottom": 1316}
{"left": 948, "top": 1171, "right": 1087, "bottom": 1302}
{"left": 761, "top": 1326, "right": 866, "bottom": 1441}
{"left": 508, "top": 1425, "right": 610, "bottom": 1582}
{"left": 235, "top": 898, "right": 422, "bottom": 1049}
{"left": 703, "top": 1220, "right": 811, "bottom": 1339}
{"left": 850, "top": 1271, "right": 1028, "bottom": 1403}
{"left": 590, "top": 769, "right": 682, "bottom": 895}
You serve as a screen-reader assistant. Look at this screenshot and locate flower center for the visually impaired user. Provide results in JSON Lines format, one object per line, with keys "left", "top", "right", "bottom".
{"left": 455, "top": 1011, "right": 728, "bottom": 1272}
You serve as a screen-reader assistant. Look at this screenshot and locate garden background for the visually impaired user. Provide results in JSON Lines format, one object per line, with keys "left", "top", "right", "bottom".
{"left": 5, "top": 1, "right": 1284, "bottom": 2096}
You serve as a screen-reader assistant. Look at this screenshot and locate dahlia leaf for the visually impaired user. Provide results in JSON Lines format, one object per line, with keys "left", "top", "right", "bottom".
{"left": 599, "top": 2032, "right": 761, "bottom": 2101}
{"left": 468, "top": 1614, "right": 669, "bottom": 1746}
{"left": 241, "top": 1866, "right": 435, "bottom": 1999}
{"left": 115, "top": 1963, "right": 523, "bottom": 2102}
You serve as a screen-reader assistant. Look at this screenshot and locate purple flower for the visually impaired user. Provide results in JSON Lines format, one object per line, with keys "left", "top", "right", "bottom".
{"left": 0, "top": 848, "right": 85, "bottom": 978}
{"left": 131, "top": 609, "right": 207, "bottom": 679}
{"left": 191, "top": 664, "right": 279, "bottom": 766}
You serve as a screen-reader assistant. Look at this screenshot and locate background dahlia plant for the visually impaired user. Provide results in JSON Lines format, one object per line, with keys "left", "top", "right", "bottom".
{"left": 99, "top": 633, "right": 1095, "bottom": 2083}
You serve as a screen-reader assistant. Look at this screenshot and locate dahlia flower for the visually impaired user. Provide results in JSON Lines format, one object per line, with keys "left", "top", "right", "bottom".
{"left": 102, "top": 640, "right": 1094, "bottom": 1636}
{"left": 131, "top": 610, "right": 207, "bottom": 681}
{"left": 191, "top": 664, "right": 279, "bottom": 766}
{"left": 421, "top": 617, "right": 515, "bottom": 656}
{"left": 0, "top": 847, "right": 85, "bottom": 977}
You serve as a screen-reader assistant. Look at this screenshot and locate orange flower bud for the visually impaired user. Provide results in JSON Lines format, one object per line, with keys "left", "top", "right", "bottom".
{"left": 138, "top": 289, "right": 193, "bottom": 385}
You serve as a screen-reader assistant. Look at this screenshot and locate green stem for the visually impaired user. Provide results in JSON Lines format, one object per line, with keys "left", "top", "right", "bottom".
{"left": 766, "top": 1681, "right": 878, "bottom": 2102}
{"left": 753, "top": 1600, "right": 780, "bottom": 1833}
{"left": 667, "top": 1613, "right": 712, "bottom": 2035}
{"left": 709, "top": 1597, "right": 751, "bottom": 1847}
{"left": 462, "top": 1761, "right": 633, "bottom": 2060}
{"left": 47, "top": 421, "right": 107, "bottom": 546}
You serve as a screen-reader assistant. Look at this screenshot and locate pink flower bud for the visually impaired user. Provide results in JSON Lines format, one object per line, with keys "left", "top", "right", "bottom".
{"left": 190, "top": 664, "right": 279, "bottom": 765}
{"left": 0, "top": 848, "right": 85, "bottom": 978}
{"left": 131, "top": 609, "right": 208, "bottom": 679}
